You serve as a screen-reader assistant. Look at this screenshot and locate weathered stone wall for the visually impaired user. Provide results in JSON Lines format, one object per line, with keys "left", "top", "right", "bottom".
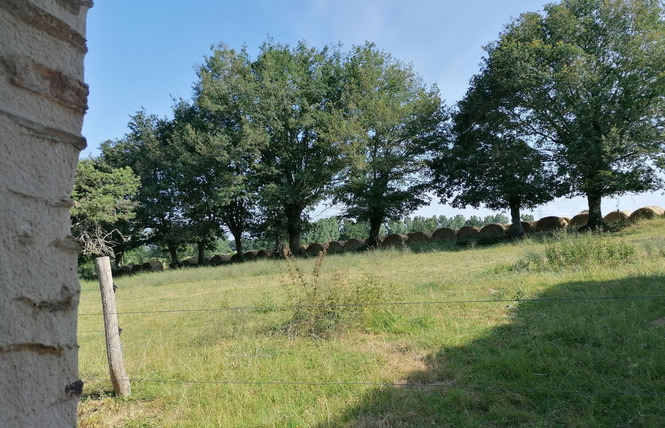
{"left": 0, "top": 1, "right": 91, "bottom": 426}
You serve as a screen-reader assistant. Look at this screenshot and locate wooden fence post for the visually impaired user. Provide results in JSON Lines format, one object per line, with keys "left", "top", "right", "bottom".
{"left": 94, "top": 256, "right": 131, "bottom": 397}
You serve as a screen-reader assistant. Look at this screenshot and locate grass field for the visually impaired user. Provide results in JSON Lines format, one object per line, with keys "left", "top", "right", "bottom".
{"left": 77, "top": 219, "right": 665, "bottom": 427}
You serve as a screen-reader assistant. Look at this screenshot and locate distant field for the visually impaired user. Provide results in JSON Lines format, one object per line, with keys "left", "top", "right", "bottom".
{"left": 77, "top": 218, "right": 665, "bottom": 427}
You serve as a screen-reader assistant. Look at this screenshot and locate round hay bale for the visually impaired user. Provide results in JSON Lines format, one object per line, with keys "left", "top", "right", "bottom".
{"left": 407, "top": 231, "right": 431, "bottom": 244}
{"left": 521, "top": 221, "right": 538, "bottom": 234}
{"left": 431, "top": 227, "right": 456, "bottom": 242}
{"left": 243, "top": 251, "right": 258, "bottom": 262}
{"left": 382, "top": 233, "right": 408, "bottom": 247}
{"left": 456, "top": 226, "right": 480, "bottom": 242}
{"left": 509, "top": 221, "right": 537, "bottom": 236}
{"left": 256, "top": 249, "right": 272, "bottom": 259}
{"left": 327, "top": 241, "right": 346, "bottom": 254}
{"left": 130, "top": 264, "right": 144, "bottom": 273}
{"left": 630, "top": 206, "right": 664, "bottom": 221}
{"left": 120, "top": 265, "right": 132, "bottom": 275}
{"left": 536, "top": 216, "right": 569, "bottom": 233}
{"left": 211, "top": 254, "right": 231, "bottom": 266}
{"left": 603, "top": 210, "right": 631, "bottom": 224}
{"left": 569, "top": 213, "right": 589, "bottom": 228}
{"left": 344, "top": 238, "right": 366, "bottom": 252}
{"left": 230, "top": 253, "right": 243, "bottom": 263}
{"left": 478, "top": 223, "right": 507, "bottom": 242}
{"left": 306, "top": 242, "right": 328, "bottom": 257}
{"left": 181, "top": 257, "right": 198, "bottom": 267}
{"left": 142, "top": 260, "right": 163, "bottom": 271}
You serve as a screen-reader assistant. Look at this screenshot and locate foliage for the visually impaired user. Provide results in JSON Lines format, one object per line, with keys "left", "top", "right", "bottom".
{"left": 251, "top": 40, "right": 348, "bottom": 253}
{"left": 281, "top": 251, "right": 389, "bottom": 338}
{"left": 100, "top": 111, "right": 191, "bottom": 266}
{"left": 482, "top": 0, "right": 665, "bottom": 228}
{"left": 512, "top": 232, "right": 636, "bottom": 271}
{"left": 71, "top": 158, "right": 139, "bottom": 257}
{"left": 194, "top": 44, "right": 266, "bottom": 259}
{"left": 302, "top": 217, "right": 341, "bottom": 245}
{"left": 336, "top": 43, "right": 447, "bottom": 247}
{"left": 430, "top": 12, "right": 569, "bottom": 239}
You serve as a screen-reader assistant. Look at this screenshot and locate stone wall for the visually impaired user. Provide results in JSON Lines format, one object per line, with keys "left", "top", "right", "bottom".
{"left": 0, "top": 1, "right": 91, "bottom": 426}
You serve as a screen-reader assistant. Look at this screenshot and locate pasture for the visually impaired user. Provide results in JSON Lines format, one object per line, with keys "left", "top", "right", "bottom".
{"left": 77, "top": 218, "right": 665, "bottom": 427}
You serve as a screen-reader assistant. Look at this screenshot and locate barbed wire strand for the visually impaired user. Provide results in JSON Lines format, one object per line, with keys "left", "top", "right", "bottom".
{"left": 80, "top": 377, "right": 664, "bottom": 396}
{"left": 77, "top": 294, "right": 665, "bottom": 317}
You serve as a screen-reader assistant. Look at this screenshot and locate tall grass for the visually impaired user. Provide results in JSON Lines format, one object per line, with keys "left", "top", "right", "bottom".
{"left": 77, "top": 219, "right": 665, "bottom": 427}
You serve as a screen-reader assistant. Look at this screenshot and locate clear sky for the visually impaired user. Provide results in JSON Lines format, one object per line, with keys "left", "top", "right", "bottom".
{"left": 81, "top": 0, "right": 663, "bottom": 220}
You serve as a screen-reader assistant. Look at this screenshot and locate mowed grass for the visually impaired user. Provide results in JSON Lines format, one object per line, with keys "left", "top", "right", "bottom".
{"left": 77, "top": 219, "right": 665, "bottom": 427}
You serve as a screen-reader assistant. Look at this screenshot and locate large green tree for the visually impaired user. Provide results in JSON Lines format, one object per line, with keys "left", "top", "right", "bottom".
{"left": 251, "top": 41, "right": 347, "bottom": 253}
{"left": 431, "top": 64, "right": 565, "bottom": 238}
{"left": 482, "top": 0, "right": 665, "bottom": 229}
{"left": 100, "top": 111, "right": 190, "bottom": 266}
{"left": 194, "top": 44, "right": 265, "bottom": 260}
{"left": 336, "top": 43, "right": 447, "bottom": 247}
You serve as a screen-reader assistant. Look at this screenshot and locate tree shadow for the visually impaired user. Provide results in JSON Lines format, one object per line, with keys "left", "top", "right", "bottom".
{"left": 323, "top": 274, "right": 665, "bottom": 427}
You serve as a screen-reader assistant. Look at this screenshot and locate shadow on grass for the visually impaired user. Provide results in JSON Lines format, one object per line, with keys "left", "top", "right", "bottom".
{"left": 324, "top": 274, "right": 665, "bottom": 427}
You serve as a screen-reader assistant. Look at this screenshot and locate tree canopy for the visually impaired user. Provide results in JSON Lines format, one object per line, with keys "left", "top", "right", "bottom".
{"left": 71, "top": 158, "right": 139, "bottom": 257}
{"left": 480, "top": 0, "right": 665, "bottom": 228}
{"left": 335, "top": 43, "right": 447, "bottom": 247}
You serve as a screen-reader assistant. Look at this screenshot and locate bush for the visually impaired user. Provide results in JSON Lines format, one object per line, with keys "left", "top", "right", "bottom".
{"left": 281, "top": 251, "right": 390, "bottom": 338}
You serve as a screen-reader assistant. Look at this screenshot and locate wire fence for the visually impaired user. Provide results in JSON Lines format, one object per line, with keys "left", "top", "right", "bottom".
{"left": 78, "top": 288, "right": 665, "bottom": 399}
{"left": 77, "top": 294, "right": 665, "bottom": 317}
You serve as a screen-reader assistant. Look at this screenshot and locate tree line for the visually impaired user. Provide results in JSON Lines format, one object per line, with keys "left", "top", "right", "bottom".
{"left": 72, "top": 0, "right": 665, "bottom": 268}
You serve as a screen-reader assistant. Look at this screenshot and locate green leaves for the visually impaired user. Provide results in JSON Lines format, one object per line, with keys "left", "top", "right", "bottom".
{"left": 468, "top": 0, "right": 665, "bottom": 227}
{"left": 71, "top": 158, "right": 139, "bottom": 256}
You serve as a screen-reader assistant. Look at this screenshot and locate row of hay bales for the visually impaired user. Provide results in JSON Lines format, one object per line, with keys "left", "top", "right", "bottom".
{"left": 301, "top": 206, "right": 665, "bottom": 256}
{"left": 114, "top": 206, "right": 663, "bottom": 272}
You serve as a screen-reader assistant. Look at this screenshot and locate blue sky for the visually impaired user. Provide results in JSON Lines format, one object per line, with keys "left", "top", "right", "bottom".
{"left": 81, "top": 0, "right": 663, "bottom": 219}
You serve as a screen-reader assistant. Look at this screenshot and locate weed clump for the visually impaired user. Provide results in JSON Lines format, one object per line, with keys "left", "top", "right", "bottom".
{"left": 511, "top": 232, "right": 636, "bottom": 271}
{"left": 281, "top": 251, "right": 390, "bottom": 338}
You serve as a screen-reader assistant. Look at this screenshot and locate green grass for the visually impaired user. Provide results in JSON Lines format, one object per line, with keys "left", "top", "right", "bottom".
{"left": 77, "top": 219, "right": 665, "bottom": 427}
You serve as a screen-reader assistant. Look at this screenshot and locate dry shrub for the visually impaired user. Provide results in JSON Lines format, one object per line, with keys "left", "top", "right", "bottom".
{"left": 603, "top": 210, "right": 631, "bottom": 224}
{"left": 344, "top": 238, "right": 366, "bottom": 252}
{"left": 306, "top": 242, "right": 328, "bottom": 257}
{"left": 282, "top": 251, "right": 389, "bottom": 338}
{"left": 382, "top": 233, "right": 408, "bottom": 247}
{"left": 407, "top": 231, "right": 431, "bottom": 245}
{"left": 630, "top": 206, "right": 664, "bottom": 221}
{"left": 456, "top": 226, "right": 480, "bottom": 242}
{"left": 569, "top": 213, "right": 589, "bottom": 228}
{"left": 536, "top": 216, "right": 569, "bottom": 233}
{"left": 478, "top": 223, "right": 507, "bottom": 242}
{"left": 431, "top": 227, "right": 456, "bottom": 242}
{"left": 327, "top": 241, "right": 345, "bottom": 254}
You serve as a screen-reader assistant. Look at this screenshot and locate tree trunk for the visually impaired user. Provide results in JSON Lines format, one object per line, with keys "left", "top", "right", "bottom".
{"left": 197, "top": 240, "right": 207, "bottom": 265}
{"left": 508, "top": 198, "right": 525, "bottom": 240}
{"left": 233, "top": 233, "right": 245, "bottom": 262}
{"left": 367, "top": 217, "right": 383, "bottom": 248}
{"left": 585, "top": 193, "right": 605, "bottom": 230}
{"left": 285, "top": 205, "right": 303, "bottom": 256}
{"left": 113, "top": 249, "right": 124, "bottom": 269}
{"left": 167, "top": 242, "right": 180, "bottom": 267}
